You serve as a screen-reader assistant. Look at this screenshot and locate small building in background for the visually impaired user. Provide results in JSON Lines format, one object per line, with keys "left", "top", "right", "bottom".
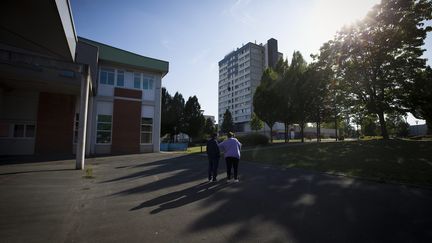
{"left": 409, "top": 124, "right": 428, "bottom": 136}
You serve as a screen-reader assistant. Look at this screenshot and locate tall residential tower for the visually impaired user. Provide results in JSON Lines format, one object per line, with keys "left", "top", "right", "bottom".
{"left": 218, "top": 38, "right": 282, "bottom": 132}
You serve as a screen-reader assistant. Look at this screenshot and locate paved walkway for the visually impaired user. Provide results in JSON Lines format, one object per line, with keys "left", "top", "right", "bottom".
{"left": 1, "top": 153, "right": 432, "bottom": 242}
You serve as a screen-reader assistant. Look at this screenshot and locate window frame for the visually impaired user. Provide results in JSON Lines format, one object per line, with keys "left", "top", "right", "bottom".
{"left": 140, "top": 117, "right": 153, "bottom": 145}
{"left": 99, "top": 68, "right": 115, "bottom": 86}
{"left": 134, "top": 72, "right": 141, "bottom": 89}
{"left": 96, "top": 114, "right": 113, "bottom": 145}
{"left": 142, "top": 76, "right": 154, "bottom": 90}
{"left": 9, "top": 123, "right": 36, "bottom": 139}
{"left": 116, "top": 70, "right": 125, "bottom": 87}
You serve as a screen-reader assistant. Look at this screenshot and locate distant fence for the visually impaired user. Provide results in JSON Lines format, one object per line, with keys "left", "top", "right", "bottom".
{"left": 160, "top": 143, "right": 188, "bottom": 151}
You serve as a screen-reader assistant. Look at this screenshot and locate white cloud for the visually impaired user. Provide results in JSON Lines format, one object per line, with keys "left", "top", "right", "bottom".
{"left": 190, "top": 49, "right": 210, "bottom": 64}
{"left": 223, "top": 0, "right": 256, "bottom": 25}
{"left": 161, "top": 39, "right": 174, "bottom": 50}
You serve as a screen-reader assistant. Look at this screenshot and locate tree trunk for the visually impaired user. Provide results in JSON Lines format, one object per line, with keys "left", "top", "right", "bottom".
{"left": 317, "top": 121, "right": 321, "bottom": 142}
{"left": 377, "top": 111, "right": 389, "bottom": 139}
{"left": 335, "top": 117, "right": 338, "bottom": 141}
{"left": 270, "top": 126, "right": 273, "bottom": 143}
{"left": 284, "top": 122, "right": 289, "bottom": 143}
{"left": 300, "top": 122, "right": 305, "bottom": 143}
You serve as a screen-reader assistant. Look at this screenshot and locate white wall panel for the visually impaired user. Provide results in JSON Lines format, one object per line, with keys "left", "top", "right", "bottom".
{"left": 96, "top": 101, "right": 113, "bottom": 115}
{"left": 141, "top": 105, "right": 154, "bottom": 118}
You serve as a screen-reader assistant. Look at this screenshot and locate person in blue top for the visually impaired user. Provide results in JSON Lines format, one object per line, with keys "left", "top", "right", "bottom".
{"left": 218, "top": 132, "right": 242, "bottom": 182}
{"left": 206, "top": 133, "right": 220, "bottom": 182}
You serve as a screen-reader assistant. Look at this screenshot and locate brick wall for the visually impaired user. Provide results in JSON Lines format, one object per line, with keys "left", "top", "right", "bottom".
{"left": 111, "top": 88, "right": 141, "bottom": 154}
{"left": 35, "top": 92, "right": 75, "bottom": 154}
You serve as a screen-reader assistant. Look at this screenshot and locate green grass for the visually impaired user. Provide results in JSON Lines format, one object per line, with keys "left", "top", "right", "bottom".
{"left": 186, "top": 145, "right": 207, "bottom": 154}
{"left": 242, "top": 140, "right": 432, "bottom": 187}
{"left": 359, "top": 136, "right": 383, "bottom": 141}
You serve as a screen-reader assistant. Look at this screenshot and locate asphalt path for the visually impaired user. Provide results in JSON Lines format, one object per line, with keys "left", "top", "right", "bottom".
{"left": 1, "top": 152, "right": 431, "bottom": 242}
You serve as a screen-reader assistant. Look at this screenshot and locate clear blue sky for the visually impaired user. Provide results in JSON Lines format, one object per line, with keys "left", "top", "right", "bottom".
{"left": 71, "top": 0, "right": 431, "bottom": 125}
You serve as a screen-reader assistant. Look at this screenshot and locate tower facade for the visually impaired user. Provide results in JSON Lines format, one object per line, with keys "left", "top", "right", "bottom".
{"left": 218, "top": 38, "right": 282, "bottom": 132}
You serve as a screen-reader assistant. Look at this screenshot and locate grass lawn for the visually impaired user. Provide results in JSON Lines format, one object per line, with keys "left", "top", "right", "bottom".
{"left": 241, "top": 139, "right": 432, "bottom": 187}
{"left": 187, "top": 145, "right": 207, "bottom": 154}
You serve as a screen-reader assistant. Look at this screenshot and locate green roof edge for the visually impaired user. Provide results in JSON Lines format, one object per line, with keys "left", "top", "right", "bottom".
{"left": 78, "top": 36, "right": 169, "bottom": 75}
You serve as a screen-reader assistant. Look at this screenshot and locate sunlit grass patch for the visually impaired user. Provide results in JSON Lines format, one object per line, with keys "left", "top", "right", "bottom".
{"left": 359, "top": 136, "right": 383, "bottom": 141}
{"left": 242, "top": 140, "right": 432, "bottom": 187}
{"left": 186, "top": 145, "right": 206, "bottom": 154}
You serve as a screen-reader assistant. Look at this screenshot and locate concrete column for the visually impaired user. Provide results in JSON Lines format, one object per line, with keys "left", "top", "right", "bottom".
{"left": 153, "top": 79, "right": 162, "bottom": 152}
{"left": 85, "top": 92, "right": 93, "bottom": 156}
{"left": 76, "top": 66, "right": 90, "bottom": 170}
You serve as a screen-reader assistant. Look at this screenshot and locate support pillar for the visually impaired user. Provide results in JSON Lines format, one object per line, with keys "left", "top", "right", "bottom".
{"left": 76, "top": 66, "right": 90, "bottom": 170}
{"left": 85, "top": 92, "right": 93, "bottom": 156}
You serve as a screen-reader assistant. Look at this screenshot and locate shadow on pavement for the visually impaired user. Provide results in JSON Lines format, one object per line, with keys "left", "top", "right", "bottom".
{"left": 130, "top": 181, "right": 229, "bottom": 213}
{"left": 104, "top": 153, "right": 432, "bottom": 242}
{"left": 0, "top": 154, "right": 75, "bottom": 166}
{"left": 0, "top": 168, "right": 75, "bottom": 176}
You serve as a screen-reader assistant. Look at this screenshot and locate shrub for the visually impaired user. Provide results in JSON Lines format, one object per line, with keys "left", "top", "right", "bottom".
{"left": 237, "top": 133, "right": 269, "bottom": 146}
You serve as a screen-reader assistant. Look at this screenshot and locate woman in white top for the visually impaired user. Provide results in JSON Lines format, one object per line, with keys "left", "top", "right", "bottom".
{"left": 218, "top": 132, "right": 242, "bottom": 182}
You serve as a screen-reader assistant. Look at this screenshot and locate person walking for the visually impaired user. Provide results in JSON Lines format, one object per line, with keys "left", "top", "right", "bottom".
{"left": 218, "top": 132, "right": 242, "bottom": 182}
{"left": 206, "top": 133, "right": 220, "bottom": 182}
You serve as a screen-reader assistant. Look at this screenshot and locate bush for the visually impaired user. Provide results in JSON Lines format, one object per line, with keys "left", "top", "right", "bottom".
{"left": 237, "top": 133, "right": 269, "bottom": 146}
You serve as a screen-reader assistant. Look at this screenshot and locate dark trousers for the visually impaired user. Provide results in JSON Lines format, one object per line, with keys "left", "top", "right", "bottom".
{"left": 208, "top": 157, "right": 219, "bottom": 180}
{"left": 225, "top": 157, "right": 239, "bottom": 179}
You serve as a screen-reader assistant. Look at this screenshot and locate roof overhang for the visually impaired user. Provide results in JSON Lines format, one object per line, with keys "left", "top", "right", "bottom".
{"left": 78, "top": 37, "right": 169, "bottom": 76}
{"left": 0, "top": 49, "right": 86, "bottom": 95}
{"left": 0, "top": 0, "right": 77, "bottom": 62}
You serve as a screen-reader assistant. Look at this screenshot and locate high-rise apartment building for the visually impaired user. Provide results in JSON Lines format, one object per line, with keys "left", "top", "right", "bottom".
{"left": 218, "top": 38, "right": 282, "bottom": 132}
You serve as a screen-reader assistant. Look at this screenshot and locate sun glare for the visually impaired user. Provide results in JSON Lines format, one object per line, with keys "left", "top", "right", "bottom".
{"left": 309, "top": 0, "right": 380, "bottom": 40}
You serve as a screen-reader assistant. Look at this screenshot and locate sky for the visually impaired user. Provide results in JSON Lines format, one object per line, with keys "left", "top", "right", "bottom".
{"left": 71, "top": 0, "right": 431, "bottom": 125}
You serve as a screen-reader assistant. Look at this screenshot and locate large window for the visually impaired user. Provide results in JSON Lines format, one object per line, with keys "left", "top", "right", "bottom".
{"left": 99, "top": 68, "right": 155, "bottom": 90}
{"left": 142, "top": 76, "right": 154, "bottom": 90}
{"left": 13, "top": 124, "right": 35, "bottom": 138}
{"left": 134, "top": 73, "right": 141, "bottom": 89}
{"left": 116, "top": 70, "right": 124, "bottom": 87}
{"left": 25, "top": 125, "right": 35, "bottom": 137}
{"left": 140, "top": 118, "right": 152, "bottom": 144}
{"left": 100, "top": 68, "right": 115, "bottom": 85}
{"left": 96, "top": 115, "right": 112, "bottom": 144}
{"left": 13, "top": 124, "right": 24, "bottom": 137}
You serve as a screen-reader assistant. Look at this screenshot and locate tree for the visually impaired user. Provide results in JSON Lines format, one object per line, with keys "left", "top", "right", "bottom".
{"left": 362, "top": 115, "right": 379, "bottom": 136}
{"left": 386, "top": 113, "right": 410, "bottom": 137}
{"left": 250, "top": 112, "right": 264, "bottom": 132}
{"left": 204, "top": 117, "right": 216, "bottom": 136}
{"left": 331, "top": 0, "right": 432, "bottom": 139}
{"left": 406, "top": 66, "right": 432, "bottom": 134}
{"left": 161, "top": 87, "right": 173, "bottom": 137}
{"left": 274, "top": 58, "right": 294, "bottom": 142}
{"left": 170, "top": 92, "right": 185, "bottom": 140}
{"left": 220, "top": 109, "right": 234, "bottom": 133}
{"left": 253, "top": 69, "right": 279, "bottom": 143}
{"left": 288, "top": 51, "right": 311, "bottom": 143}
{"left": 311, "top": 40, "right": 350, "bottom": 142}
{"left": 183, "top": 96, "right": 205, "bottom": 141}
